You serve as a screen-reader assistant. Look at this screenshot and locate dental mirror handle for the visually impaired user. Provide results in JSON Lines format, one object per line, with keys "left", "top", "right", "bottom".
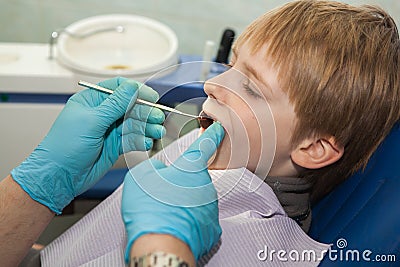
{"left": 77, "top": 80, "right": 199, "bottom": 119}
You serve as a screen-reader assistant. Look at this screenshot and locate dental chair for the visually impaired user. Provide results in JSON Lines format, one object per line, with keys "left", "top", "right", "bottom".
{"left": 309, "top": 123, "right": 400, "bottom": 266}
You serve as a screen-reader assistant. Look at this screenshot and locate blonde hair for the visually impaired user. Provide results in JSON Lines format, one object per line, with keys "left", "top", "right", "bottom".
{"left": 236, "top": 0, "right": 400, "bottom": 202}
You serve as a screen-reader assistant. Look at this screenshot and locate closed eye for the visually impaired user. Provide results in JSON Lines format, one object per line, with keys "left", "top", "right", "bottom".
{"left": 243, "top": 79, "right": 262, "bottom": 99}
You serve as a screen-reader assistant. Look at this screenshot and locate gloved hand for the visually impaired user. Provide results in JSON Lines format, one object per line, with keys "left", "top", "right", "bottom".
{"left": 122, "top": 122, "right": 225, "bottom": 262}
{"left": 11, "top": 77, "right": 165, "bottom": 214}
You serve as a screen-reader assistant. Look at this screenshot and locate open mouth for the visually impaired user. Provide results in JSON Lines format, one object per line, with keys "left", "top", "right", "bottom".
{"left": 198, "top": 111, "right": 214, "bottom": 129}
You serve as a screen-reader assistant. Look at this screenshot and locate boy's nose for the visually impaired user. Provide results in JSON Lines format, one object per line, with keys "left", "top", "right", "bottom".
{"left": 203, "top": 79, "right": 217, "bottom": 99}
{"left": 204, "top": 73, "right": 229, "bottom": 99}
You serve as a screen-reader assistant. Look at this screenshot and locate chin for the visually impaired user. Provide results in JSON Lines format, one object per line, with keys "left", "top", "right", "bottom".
{"left": 207, "top": 133, "right": 231, "bottom": 170}
{"left": 198, "top": 123, "right": 233, "bottom": 171}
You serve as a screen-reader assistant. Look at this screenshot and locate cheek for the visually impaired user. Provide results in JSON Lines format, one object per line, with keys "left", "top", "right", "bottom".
{"left": 208, "top": 102, "right": 253, "bottom": 170}
{"left": 243, "top": 109, "right": 263, "bottom": 172}
{"left": 245, "top": 100, "right": 277, "bottom": 177}
{"left": 226, "top": 102, "right": 261, "bottom": 172}
{"left": 273, "top": 106, "right": 297, "bottom": 156}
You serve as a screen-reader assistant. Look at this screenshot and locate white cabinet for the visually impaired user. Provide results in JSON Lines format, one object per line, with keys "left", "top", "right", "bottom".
{"left": 0, "top": 103, "right": 64, "bottom": 179}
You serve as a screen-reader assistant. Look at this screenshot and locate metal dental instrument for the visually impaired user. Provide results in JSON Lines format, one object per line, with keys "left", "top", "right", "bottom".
{"left": 78, "top": 80, "right": 199, "bottom": 119}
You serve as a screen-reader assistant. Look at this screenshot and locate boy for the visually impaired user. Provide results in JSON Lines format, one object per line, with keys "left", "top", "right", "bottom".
{"left": 211, "top": 0, "right": 400, "bottom": 204}
{"left": 41, "top": 0, "right": 400, "bottom": 266}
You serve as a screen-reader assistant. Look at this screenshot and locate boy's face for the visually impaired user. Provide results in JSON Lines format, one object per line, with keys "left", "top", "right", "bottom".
{"left": 201, "top": 42, "right": 299, "bottom": 178}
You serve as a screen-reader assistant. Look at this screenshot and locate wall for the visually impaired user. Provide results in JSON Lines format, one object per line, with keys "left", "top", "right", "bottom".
{"left": 1, "top": 0, "right": 399, "bottom": 55}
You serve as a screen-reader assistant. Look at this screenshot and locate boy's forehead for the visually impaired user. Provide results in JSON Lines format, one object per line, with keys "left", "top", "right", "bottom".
{"left": 232, "top": 46, "right": 264, "bottom": 84}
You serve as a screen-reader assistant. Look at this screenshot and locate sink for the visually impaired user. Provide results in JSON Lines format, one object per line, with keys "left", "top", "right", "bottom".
{"left": 0, "top": 15, "right": 180, "bottom": 179}
{"left": 56, "top": 14, "right": 179, "bottom": 80}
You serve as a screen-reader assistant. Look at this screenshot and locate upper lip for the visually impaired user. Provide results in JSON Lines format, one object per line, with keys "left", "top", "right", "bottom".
{"left": 201, "top": 109, "right": 217, "bottom": 122}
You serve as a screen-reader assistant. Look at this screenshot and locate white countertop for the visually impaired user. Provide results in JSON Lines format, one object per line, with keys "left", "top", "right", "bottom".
{"left": 0, "top": 42, "right": 77, "bottom": 94}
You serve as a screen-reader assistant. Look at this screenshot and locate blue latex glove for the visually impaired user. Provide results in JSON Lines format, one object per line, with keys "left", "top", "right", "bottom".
{"left": 11, "top": 77, "right": 165, "bottom": 214}
{"left": 122, "top": 122, "right": 225, "bottom": 262}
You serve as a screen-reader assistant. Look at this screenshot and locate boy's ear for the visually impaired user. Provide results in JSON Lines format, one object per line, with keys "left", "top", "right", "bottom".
{"left": 290, "top": 136, "right": 344, "bottom": 169}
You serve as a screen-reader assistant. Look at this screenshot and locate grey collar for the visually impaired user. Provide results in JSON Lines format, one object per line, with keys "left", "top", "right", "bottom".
{"left": 265, "top": 176, "right": 312, "bottom": 232}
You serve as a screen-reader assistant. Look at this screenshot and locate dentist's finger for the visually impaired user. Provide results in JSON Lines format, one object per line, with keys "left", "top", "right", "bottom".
{"left": 137, "top": 83, "right": 160, "bottom": 103}
{"left": 97, "top": 80, "right": 139, "bottom": 127}
{"left": 173, "top": 122, "right": 225, "bottom": 172}
{"left": 121, "top": 134, "right": 153, "bottom": 154}
{"left": 98, "top": 77, "right": 159, "bottom": 103}
{"left": 118, "top": 119, "right": 166, "bottom": 139}
{"left": 98, "top": 76, "right": 128, "bottom": 90}
{"left": 126, "top": 104, "right": 165, "bottom": 124}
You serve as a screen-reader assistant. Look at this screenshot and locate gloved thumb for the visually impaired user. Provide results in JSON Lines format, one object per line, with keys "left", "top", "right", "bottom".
{"left": 173, "top": 122, "right": 225, "bottom": 172}
{"left": 97, "top": 80, "right": 139, "bottom": 126}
